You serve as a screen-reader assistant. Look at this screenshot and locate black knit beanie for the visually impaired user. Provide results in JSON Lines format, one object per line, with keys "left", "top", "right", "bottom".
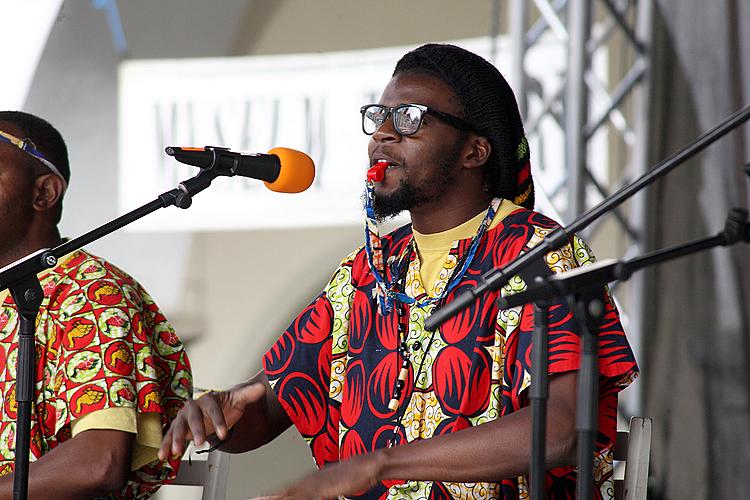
{"left": 393, "top": 43, "right": 534, "bottom": 209}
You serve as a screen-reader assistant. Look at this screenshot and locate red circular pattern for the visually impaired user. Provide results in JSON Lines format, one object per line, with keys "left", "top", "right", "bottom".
{"left": 277, "top": 372, "right": 327, "bottom": 437}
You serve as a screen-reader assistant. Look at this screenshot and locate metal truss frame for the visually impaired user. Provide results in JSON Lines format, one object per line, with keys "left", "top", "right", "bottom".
{"left": 508, "top": 0, "right": 654, "bottom": 415}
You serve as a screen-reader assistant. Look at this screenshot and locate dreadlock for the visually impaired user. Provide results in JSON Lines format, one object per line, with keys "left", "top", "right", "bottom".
{"left": 393, "top": 43, "right": 534, "bottom": 209}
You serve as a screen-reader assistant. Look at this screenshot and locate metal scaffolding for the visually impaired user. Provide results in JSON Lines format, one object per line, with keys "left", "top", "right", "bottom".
{"left": 507, "top": 0, "right": 654, "bottom": 415}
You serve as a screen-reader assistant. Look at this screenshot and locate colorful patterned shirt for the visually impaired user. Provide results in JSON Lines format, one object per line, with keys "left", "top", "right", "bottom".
{"left": 263, "top": 208, "right": 638, "bottom": 499}
{"left": 0, "top": 249, "right": 192, "bottom": 499}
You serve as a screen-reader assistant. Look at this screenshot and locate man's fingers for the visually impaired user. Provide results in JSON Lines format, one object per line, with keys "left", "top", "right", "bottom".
{"left": 234, "top": 381, "right": 266, "bottom": 406}
{"left": 204, "top": 398, "right": 229, "bottom": 440}
{"left": 170, "top": 418, "right": 194, "bottom": 456}
{"left": 157, "top": 428, "right": 174, "bottom": 461}
{"left": 160, "top": 384, "right": 256, "bottom": 462}
{"left": 186, "top": 403, "right": 209, "bottom": 446}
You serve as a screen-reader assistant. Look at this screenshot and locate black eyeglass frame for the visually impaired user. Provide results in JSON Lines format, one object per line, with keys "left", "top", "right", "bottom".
{"left": 359, "top": 103, "right": 478, "bottom": 136}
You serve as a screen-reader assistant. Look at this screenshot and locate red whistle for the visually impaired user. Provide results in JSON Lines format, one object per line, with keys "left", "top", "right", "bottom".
{"left": 367, "top": 161, "right": 389, "bottom": 183}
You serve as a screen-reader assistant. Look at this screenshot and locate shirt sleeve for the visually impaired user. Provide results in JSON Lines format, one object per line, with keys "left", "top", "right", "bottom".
{"left": 263, "top": 291, "right": 335, "bottom": 437}
{"left": 262, "top": 258, "right": 357, "bottom": 468}
{"left": 43, "top": 252, "right": 192, "bottom": 496}
{"left": 49, "top": 266, "right": 189, "bottom": 423}
{"left": 498, "top": 231, "right": 639, "bottom": 495}
{"left": 70, "top": 408, "right": 162, "bottom": 470}
{"left": 501, "top": 234, "right": 639, "bottom": 409}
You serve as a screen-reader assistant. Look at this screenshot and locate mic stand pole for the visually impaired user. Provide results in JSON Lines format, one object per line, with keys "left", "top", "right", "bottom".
{"left": 527, "top": 288, "right": 605, "bottom": 500}
{"left": 572, "top": 290, "right": 604, "bottom": 500}
{"left": 529, "top": 300, "right": 551, "bottom": 497}
{"left": 2, "top": 169, "right": 218, "bottom": 500}
{"left": 497, "top": 206, "right": 750, "bottom": 500}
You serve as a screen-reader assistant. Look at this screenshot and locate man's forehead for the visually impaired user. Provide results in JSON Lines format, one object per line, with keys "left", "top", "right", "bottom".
{"left": 379, "top": 72, "right": 461, "bottom": 110}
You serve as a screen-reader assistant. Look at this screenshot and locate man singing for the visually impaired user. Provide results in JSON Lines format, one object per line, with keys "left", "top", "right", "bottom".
{"left": 160, "top": 44, "right": 637, "bottom": 499}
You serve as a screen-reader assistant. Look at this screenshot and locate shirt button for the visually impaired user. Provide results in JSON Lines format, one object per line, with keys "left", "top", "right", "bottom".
{"left": 412, "top": 341, "right": 422, "bottom": 352}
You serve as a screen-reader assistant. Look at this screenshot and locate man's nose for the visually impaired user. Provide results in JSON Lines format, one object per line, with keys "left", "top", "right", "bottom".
{"left": 372, "top": 113, "right": 401, "bottom": 142}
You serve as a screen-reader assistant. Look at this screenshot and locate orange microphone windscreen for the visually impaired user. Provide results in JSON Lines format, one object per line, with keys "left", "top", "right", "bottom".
{"left": 264, "top": 147, "right": 316, "bottom": 193}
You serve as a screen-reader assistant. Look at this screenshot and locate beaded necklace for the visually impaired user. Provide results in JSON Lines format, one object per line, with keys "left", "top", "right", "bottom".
{"left": 364, "top": 177, "right": 500, "bottom": 315}
{"left": 363, "top": 171, "right": 500, "bottom": 445}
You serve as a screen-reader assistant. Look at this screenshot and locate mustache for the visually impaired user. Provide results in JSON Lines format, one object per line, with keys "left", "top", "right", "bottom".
{"left": 368, "top": 148, "right": 406, "bottom": 167}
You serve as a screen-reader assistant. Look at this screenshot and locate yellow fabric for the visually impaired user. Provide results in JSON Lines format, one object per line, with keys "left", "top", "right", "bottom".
{"left": 71, "top": 408, "right": 163, "bottom": 470}
{"left": 412, "top": 199, "right": 523, "bottom": 295}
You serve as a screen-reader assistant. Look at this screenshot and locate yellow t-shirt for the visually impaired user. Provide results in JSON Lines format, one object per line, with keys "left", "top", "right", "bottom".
{"left": 412, "top": 199, "right": 523, "bottom": 296}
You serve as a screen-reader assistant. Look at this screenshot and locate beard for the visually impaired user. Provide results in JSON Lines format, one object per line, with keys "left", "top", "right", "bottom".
{"left": 368, "top": 149, "right": 460, "bottom": 222}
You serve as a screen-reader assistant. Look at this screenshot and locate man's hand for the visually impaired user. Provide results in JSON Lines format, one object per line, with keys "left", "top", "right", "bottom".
{"left": 263, "top": 451, "right": 384, "bottom": 500}
{"left": 249, "top": 371, "right": 578, "bottom": 499}
{"left": 158, "top": 380, "right": 266, "bottom": 460}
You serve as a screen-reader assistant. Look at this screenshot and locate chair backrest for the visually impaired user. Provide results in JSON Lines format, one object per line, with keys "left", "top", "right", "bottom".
{"left": 614, "top": 416, "right": 652, "bottom": 500}
{"left": 170, "top": 450, "right": 231, "bottom": 500}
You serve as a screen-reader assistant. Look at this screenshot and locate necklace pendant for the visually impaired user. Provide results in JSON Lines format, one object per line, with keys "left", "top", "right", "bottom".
{"left": 398, "top": 340, "right": 408, "bottom": 354}
{"left": 388, "top": 357, "right": 411, "bottom": 411}
{"left": 388, "top": 397, "right": 400, "bottom": 411}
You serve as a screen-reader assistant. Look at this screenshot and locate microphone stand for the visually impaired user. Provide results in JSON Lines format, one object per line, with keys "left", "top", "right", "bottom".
{"left": 1, "top": 168, "right": 218, "bottom": 500}
{"left": 529, "top": 300, "right": 551, "bottom": 497}
{"left": 497, "top": 207, "right": 750, "bottom": 311}
{"left": 504, "top": 205, "right": 750, "bottom": 500}
{"left": 423, "top": 103, "right": 750, "bottom": 500}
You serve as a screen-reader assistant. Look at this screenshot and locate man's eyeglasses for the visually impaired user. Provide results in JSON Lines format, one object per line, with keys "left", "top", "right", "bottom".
{"left": 0, "top": 129, "right": 67, "bottom": 189}
{"left": 360, "top": 103, "right": 477, "bottom": 136}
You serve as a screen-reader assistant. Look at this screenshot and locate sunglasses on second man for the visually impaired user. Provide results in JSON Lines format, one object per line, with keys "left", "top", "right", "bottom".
{"left": 360, "top": 103, "right": 478, "bottom": 136}
{"left": 0, "top": 129, "right": 68, "bottom": 189}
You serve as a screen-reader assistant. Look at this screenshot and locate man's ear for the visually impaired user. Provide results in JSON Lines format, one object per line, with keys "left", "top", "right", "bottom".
{"left": 463, "top": 135, "right": 492, "bottom": 169}
{"left": 32, "top": 174, "right": 65, "bottom": 213}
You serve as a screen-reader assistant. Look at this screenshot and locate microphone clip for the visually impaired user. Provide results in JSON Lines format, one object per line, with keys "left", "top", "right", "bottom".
{"left": 165, "top": 145, "right": 281, "bottom": 183}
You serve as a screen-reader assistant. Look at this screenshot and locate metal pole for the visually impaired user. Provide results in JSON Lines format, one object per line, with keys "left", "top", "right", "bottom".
{"left": 565, "top": 0, "right": 592, "bottom": 222}
{"left": 625, "top": 0, "right": 654, "bottom": 418}
{"left": 490, "top": 0, "right": 502, "bottom": 64}
{"left": 530, "top": 302, "right": 551, "bottom": 500}
{"left": 510, "top": 0, "right": 529, "bottom": 118}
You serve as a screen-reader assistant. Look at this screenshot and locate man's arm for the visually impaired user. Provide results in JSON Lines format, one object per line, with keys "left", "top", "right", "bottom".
{"left": 0, "top": 429, "right": 133, "bottom": 500}
{"left": 380, "top": 371, "right": 577, "bottom": 480}
{"left": 275, "top": 371, "right": 577, "bottom": 499}
{"left": 159, "top": 370, "right": 292, "bottom": 459}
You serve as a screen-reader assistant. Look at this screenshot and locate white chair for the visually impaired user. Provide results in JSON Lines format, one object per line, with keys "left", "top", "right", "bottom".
{"left": 614, "top": 416, "right": 652, "bottom": 500}
{"left": 171, "top": 449, "right": 231, "bottom": 500}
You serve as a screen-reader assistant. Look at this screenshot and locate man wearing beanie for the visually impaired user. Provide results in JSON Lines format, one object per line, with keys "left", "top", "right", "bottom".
{"left": 161, "top": 44, "right": 637, "bottom": 499}
{"left": 0, "top": 111, "right": 192, "bottom": 498}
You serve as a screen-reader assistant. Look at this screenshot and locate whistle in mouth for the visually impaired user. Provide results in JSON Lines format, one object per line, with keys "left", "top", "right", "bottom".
{"left": 367, "top": 161, "right": 389, "bottom": 183}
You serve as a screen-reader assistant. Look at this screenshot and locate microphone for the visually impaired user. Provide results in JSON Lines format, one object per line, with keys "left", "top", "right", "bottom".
{"left": 165, "top": 146, "right": 315, "bottom": 193}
